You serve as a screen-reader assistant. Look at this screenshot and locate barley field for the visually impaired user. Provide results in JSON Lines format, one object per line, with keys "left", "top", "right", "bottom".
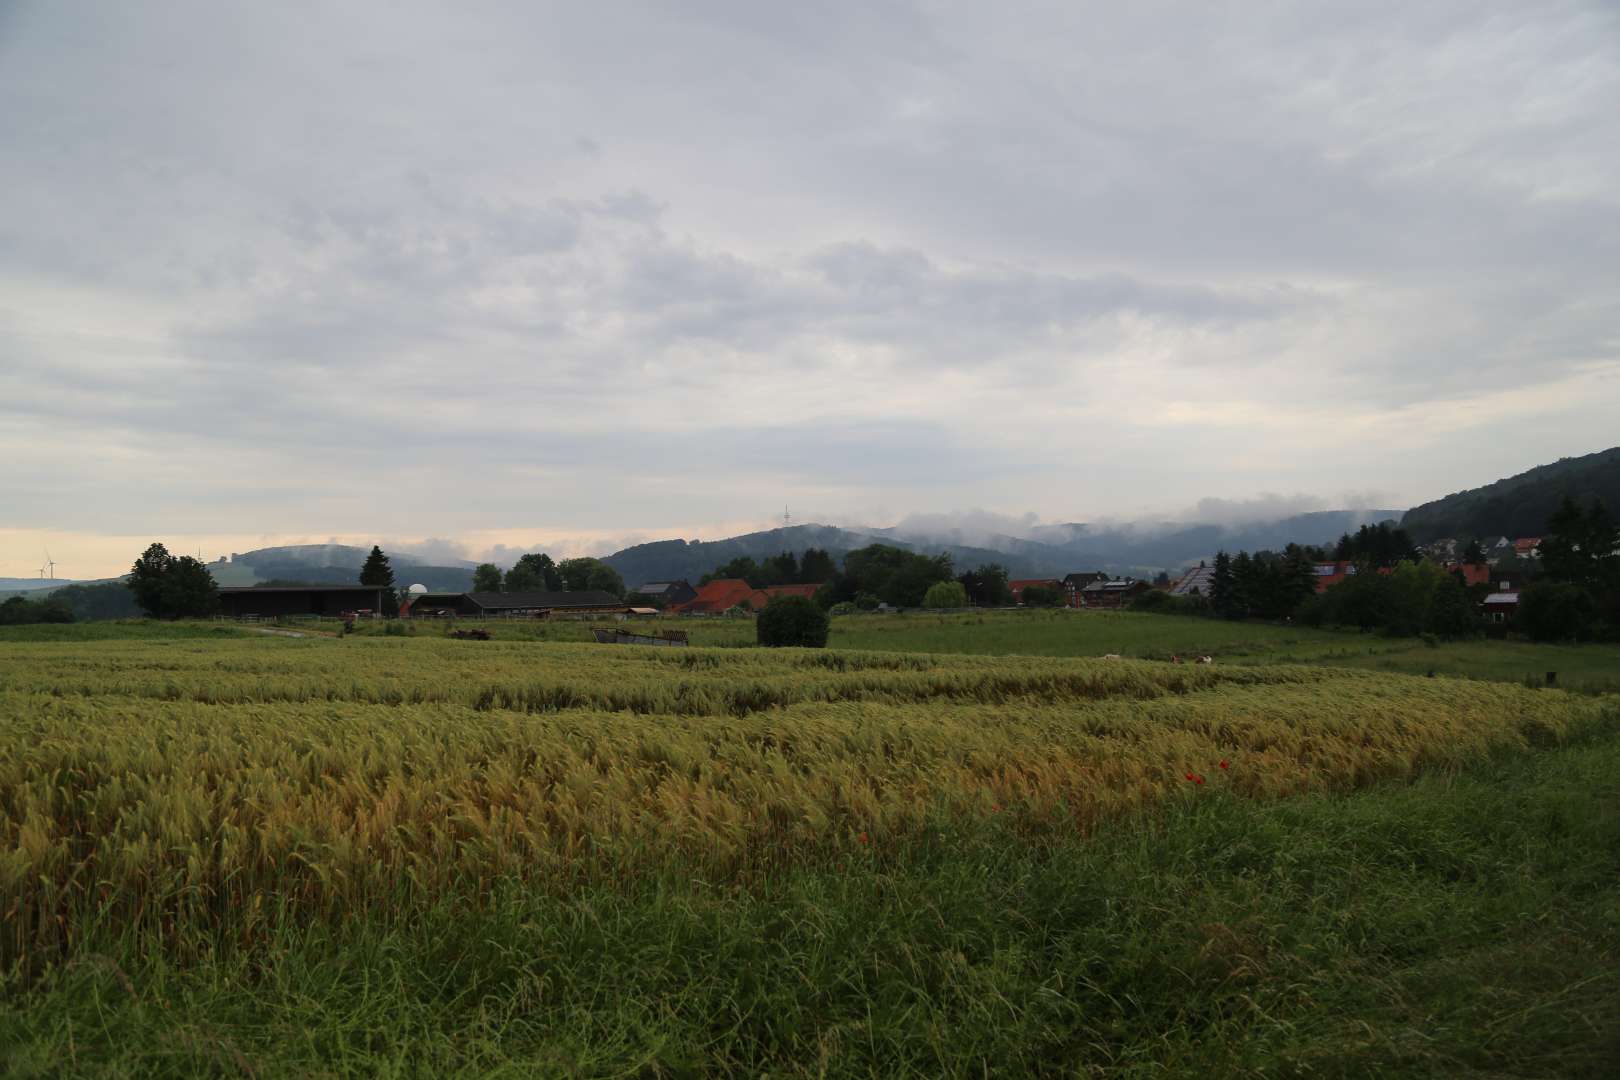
{"left": 3, "top": 631, "right": 1617, "bottom": 1076}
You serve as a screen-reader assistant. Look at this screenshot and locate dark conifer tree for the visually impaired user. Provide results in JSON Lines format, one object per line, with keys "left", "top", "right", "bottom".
{"left": 1210, "top": 551, "right": 1235, "bottom": 619}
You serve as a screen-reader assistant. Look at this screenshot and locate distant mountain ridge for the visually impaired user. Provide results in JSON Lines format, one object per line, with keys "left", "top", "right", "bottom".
{"left": 210, "top": 510, "right": 1407, "bottom": 592}
{"left": 1400, "top": 446, "right": 1620, "bottom": 542}
{"left": 0, "top": 577, "right": 77, "bottom": 592}
{"left": 599, "top": 510, "right": 1403, "bottom": 586}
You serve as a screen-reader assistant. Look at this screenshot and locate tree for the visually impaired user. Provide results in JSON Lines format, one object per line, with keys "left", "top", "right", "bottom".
{"left": 762, "top": 552, "right": 800, "bottom": 586}
{"left": 702, "top": 556, "right": 762, "bottom": 586}
{"left": 1209, "top": 552, "right": 1236, "bottom": 619}
{"left": 957, "top": 564, "right": 1012, "bottom": 606}
{"left": 1462, "top": 539, "right": 1487, "bottom": 565}
{"left": 1280, "top": 544, "right": 1319, "bottom": 615}
{"left": 1335, "top": 522, "right": 1418, "bottom": 567}
{"left": 1541, "top": 497, "right": 1619, "bottom": 590}
{"left": 0, "top": 595, "right": 73, "bottom": 625}
{"left": 1428, "top": 574, "right": 1478, "bottom": 638}
{"left": 505, "top": 553, "right": 561, "bottom": 592}
{"left": 50, "top": 581, "right": 139, "bottom": 620}
{"left": 756, "top": 595, "right": 829, "bottom": 647}
{"left": 166, "top": 557, "right": 223, "bottom": 618}
{"left": 798, "top": 548, "right": 837, "bottom": 584}
{"left": 1229, "top": 552, "right": 1258, "bottom": 619}
{"left": 1384, "top": 561, "right": 1445, "bottom": 637}
{"left": 823, "top": 544, "right": 953, "bottom": 608}
{"left": 922, "top": 580, "right": 969, "bottom": 609}
{"left": 128, "top": 542, "right": 177, "bottom": 617}
{"left": 359, "top": 546, "right": 399, "bottom": 616}
{"left": 127, "top": 542, "right": 220, "bottom": 618}
{"left": 472, "top": 563, "right": 504, "bottom": 592}
{"left": 1020, "top": 584, "right": 1064, "bottom": 608}
{"left": 557, "top": 557, "right": 625, "bottom": 597}
{"left": 1519, "top": 581, "right": 1595, "bottom": 642}
{"left": 359, "top": 546, "right": 395, "bottom": 588}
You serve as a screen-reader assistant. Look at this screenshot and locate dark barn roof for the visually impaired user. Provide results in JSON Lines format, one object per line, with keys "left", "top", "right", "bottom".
{"left": 219, "top": 586, "right": 382, "bottom": 595}
{"left": 217, "top": 585, "right": 385, "bottom": 618}
{"left": 465, "top": 590, "right": 623, "bottom": 611}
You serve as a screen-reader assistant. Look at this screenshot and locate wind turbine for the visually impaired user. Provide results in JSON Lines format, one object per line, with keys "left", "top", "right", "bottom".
{"left": 43, "top": 548, "right": 55, "bottom": 580}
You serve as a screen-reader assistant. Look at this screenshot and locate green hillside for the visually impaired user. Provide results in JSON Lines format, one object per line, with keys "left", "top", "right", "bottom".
{"left": 1401, "top": 446, "right": 1620, "bottom": 541}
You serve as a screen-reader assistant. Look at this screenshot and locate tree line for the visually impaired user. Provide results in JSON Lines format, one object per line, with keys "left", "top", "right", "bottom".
{"left": 698, "top": 549, "right": 838, "bottom": 589}
{"left": 469, "top": 552, "right": 625, "bottom": 598}
{"left": 1134, "top": 498, "right": 1619, "bottom": 642}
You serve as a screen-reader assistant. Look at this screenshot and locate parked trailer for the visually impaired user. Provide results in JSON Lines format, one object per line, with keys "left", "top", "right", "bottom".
{"left": 591, "top": 627, "right": 689, "bottom": 647}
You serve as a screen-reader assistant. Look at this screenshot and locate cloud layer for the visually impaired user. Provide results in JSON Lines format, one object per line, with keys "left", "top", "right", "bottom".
{"left": 3, "top": 1, "right": 1618, "bottom": 576}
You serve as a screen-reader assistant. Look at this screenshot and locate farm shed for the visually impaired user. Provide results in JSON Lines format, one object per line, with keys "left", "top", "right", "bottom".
{"left": 407, "top": 590, "right": 627, "bottom": 618}
{"left": 218, "top": 586, "right": 387, "bottom": 619}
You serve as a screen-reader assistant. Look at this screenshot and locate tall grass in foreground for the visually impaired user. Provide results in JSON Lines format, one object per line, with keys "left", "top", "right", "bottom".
{"left": 2, "top": 639, "right": 1612, "bottom": 976}
{"left": 4, "top": 732, "right": 1618, "bottom": 1077}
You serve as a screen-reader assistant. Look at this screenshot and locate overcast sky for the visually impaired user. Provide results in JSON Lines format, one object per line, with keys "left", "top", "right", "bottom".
{"left": 3, "top": 1, "right": 1618, "bottom": 577}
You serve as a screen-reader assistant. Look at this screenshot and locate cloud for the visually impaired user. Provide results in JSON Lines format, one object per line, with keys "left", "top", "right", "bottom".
{"left": 2, "top": 1, "right": 1618, "bottom": 576}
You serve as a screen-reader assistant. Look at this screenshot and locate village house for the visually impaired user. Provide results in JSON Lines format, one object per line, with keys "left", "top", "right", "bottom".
{"left": 1061, "top": 571, "right": 1110, "bottom": 606}
{"left": 670, "top": 580, "right": 822, "bottom": 615}
{"left": 1313, "top": 561, "right": 1356, "bottom": 593}
{"left": 1481, "top": 581, "right": 1520, "bottom": 625}
{"left": 1080, "top": 578, "right": 1150, "bottom": 608}
{"left": 671, "top": 578, "right": 760, "bottom": 614}
{"left": 1169, "top": 564, "right": 1215, "bottom": 597}
{"left": 630, "top": 580, "right": 698, "bottom": 608}
{"left": 1425, "top": 538, "right": 1459, "bottom": 561}
{"left": 1513, "top": 537, "right": 1542, "bottom": 559}
{"left": 1445, "top": 562, "right": 1495, "bottom": 588}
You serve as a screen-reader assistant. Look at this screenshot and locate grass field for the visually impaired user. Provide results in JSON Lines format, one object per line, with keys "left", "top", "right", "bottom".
{"left": 343, "top": 608, "right": 1620, "bottom": 694}
{"left": 3, "top": 628, "right": 1617, "bottom": 1074}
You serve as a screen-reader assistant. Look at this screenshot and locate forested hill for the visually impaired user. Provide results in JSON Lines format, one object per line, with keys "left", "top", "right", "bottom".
{"left": 1400, "top": 446, "right": 1620, "bottom": 541}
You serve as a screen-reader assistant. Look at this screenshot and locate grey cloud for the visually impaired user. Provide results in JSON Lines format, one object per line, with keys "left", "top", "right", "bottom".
{"left": 2, "top": 1, "right": 1618, "bottom": 572}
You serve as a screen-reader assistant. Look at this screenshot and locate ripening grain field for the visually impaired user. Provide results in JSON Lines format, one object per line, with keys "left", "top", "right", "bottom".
{"left": 3, "top": 631, "right": 1618, "bottom": 1076}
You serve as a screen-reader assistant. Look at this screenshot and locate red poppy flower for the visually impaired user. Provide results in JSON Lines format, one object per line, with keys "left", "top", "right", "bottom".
{"left": 857, "top": 832, "right": 869, "bottom": 844}
{"left": 990, "top": 804, "right": 1001, "bottom": 812}
{"left": 1219, "top": 760, "right": 1229, "bottom": 770}
{"left": 1194, "top": 775, "right": 1205, "bottom": 785}
{"left": 1185, "top": 772, "right": 1196, "bottom": 782}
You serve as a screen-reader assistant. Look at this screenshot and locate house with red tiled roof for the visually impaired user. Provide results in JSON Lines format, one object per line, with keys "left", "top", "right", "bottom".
{"left": 673, "top": 578, "right": 762, "bottom": 615}
{"left": 1446, "top": 562, "right": 1494, "bottom": 588}
{"left": 1313, "top": 561, "right": 1354, "bottom": 593}
{"left": 1513, "top": 537, "right": 1542, "bottom": 559}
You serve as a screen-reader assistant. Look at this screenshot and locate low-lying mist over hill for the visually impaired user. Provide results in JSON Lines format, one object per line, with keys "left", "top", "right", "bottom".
{"left": 197, "top": 502, "right": 1402, "bottom": 591}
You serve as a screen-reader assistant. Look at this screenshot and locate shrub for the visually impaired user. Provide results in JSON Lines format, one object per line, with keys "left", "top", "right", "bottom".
{"left": 854, "top": 593, "right": 880, "bottom": 611}
{"left": 828, "top": 602, "right": 858, "bottom": 616}
{"left": 922, "top": 581, "right": 969, "bottom": 609}
{"left": 756, "top": 595, "right": 830, "bottom": 647}
{"left": 1130, "top": 589, "right": 1174, "bottom": 613}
